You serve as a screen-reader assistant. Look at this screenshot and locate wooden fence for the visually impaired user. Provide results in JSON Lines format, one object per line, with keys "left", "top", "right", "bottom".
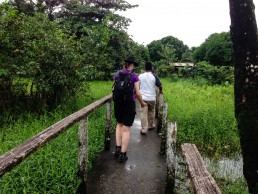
{"left": 0, "top": 94, "right": 113, "bottom": 185}
{"left": 157, "top": 94, "right": 221, "bottom": 194}
{"left": 156, "top": 94, "right": 177, "bottom": 192}
{"left": 181, "top": 143, "right": 221, "bottom": 194}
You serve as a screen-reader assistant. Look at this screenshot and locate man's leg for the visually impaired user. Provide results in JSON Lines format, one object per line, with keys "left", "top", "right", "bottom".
{"left": 115, "top": 122, "right": 123, "bottom": 146}
{"left": 121, "top": 125, "right": 131, "bottom": 153}
{"left": 119, "top": 125, "right": 130, "bottom": 162}
{"left": 140, "top": 103, "right": 148, "bottom": 133}
{"left": 113, "top": 122, "right": 123, "bottom": 157}
{"left": 148, "top": 101, "right": 156, "bottom": 129}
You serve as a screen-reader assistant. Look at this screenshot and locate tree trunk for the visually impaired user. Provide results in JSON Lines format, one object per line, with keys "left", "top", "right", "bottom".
{"left": 229, "top": 0, "right": 258, "bottom": 193}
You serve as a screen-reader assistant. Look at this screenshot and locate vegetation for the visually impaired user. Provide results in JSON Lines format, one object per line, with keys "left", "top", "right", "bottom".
{"left": 1, "top": 78, "right": 247, "bottom": 193}
{"left": 163, "top": 77, "right": 240, "bottom": 157}
{"left": 0, "top": 0, "right": 148, "bottom": 124}
{"left": 1, "top": 0, "right": 255, "bottom": 192}
{"left": 0, "top": 81, "right": 113, "bottom": 193}
{"left": 193, "top": 61, "right": 234, "bottom": 85}
{"left": 192, "top": 32, "right": 233, "bottom": 66}
{"left": 162, "top": 77, "right": 248, "bottom": 193}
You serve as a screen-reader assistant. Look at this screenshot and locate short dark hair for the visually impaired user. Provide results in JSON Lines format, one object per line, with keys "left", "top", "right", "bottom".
{"left": 145, "top": 61, "right": 153, "bottom": 71}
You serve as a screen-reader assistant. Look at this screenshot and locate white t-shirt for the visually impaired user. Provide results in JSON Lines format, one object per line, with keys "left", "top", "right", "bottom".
{"left": 139, "top": 72, "right": 162, "bottom": 101}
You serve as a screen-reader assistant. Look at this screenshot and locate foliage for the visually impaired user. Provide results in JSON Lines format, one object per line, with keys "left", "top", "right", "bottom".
{"left": 217, "top": 178, "right": 248, "bottom": 194}
{"left": 56, "top": 0, "right": 137, "bottom": 30}
{"left": 193, "top": 61, "right": 234, "bottom": 85}
{"left": 192, "top": 32, "right": 233, "bottom": 66}
{"left": 155, "top": 62, "right": 174, "bottom": 78}
{"left": 158, "top": 44, "right": 177, "bottom": 65}
{"left": 147, "top": 36, "right": 189, "bottom": 63}
{"left": 0, "top": 81, "right": 114, "bottom": 193}
{"left": 0, "top": 0, "right": 144, "bottom": 119}
{"left": 53, "top": 1, "right": 146, "bottom": 80}
{"left": 163, "top": 78, "right": 240, "bottom": 157}
{"left": 0, "top": 4, "right": 82, "bottom": 115}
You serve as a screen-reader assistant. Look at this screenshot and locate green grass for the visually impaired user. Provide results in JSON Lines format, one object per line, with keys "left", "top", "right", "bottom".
{"left": 162, "top": 77, "right": 240, "bottom": 158}
{"left": 0, "top": 81, "right": 114, "bottom": 193}
{"left": 162, "top": 77, "right": 247, "bottom": 193}
{"left": 0, "top": 78, "right": 247, "bottom": 193}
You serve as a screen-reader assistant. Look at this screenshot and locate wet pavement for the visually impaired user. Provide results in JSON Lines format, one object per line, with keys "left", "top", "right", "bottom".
{"left": 86, "top": 101, "right": 167, "bottom": 194}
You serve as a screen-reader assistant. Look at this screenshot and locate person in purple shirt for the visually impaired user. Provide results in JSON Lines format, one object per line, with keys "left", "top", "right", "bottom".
{"left": 112, "top": 56, "right": 146, "bottom": 163}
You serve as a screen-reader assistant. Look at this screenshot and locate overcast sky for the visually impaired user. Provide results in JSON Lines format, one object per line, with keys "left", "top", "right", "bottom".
{"left": 119, "top": 0, "right": 258, "bottom": 48}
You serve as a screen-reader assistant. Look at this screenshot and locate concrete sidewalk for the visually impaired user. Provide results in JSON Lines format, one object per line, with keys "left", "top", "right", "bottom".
{"left": 86, "top": 102, "right": 167, "bottom": 194}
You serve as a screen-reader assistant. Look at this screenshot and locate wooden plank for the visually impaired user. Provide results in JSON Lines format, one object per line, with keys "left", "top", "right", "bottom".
{"left": 181, "top": 143, "right": 221, "bottom": 194}
{"left": 0, "top": 94, "right": 112, "bottom": 177}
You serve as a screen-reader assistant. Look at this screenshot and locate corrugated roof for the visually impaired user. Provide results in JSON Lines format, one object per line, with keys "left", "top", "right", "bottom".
{"left": 171, "top": 63, "right": 194, "bottom": 67}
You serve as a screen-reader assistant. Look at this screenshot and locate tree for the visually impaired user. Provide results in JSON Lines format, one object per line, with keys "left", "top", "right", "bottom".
{"left": 158, "top": 45, "right": 176, "bottom": 66}
{"left": 229, "top": 0, "right": 258, "bottom": 193}
{"left": 147, "top": 36, "right": 189, "bottom": 63}
{"left": 0, "top": 3, "right": 82, "bottom": 112}
{"left": 192, "top": 32, "right": 233, "bottom": 66}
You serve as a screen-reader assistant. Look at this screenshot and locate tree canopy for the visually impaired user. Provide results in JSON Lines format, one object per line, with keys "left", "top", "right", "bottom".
{"left": 147, "top": 36, "right": 189, "bottom": 63}
{"left": 192, "top": 32, "right": 233, "bottom": 66}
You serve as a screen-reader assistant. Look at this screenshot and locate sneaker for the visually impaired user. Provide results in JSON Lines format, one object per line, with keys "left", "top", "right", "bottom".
{"left": 112, "top": 146, "right": 121, "bottom": 157}
{"left": 140, "top": 131, "right": 147, "bottom": 135}
{"left": 119, "top": 152, "right": 128, "bottom": 163}
{"left": 148, "top": 127, "right": 155, "bottom": 130}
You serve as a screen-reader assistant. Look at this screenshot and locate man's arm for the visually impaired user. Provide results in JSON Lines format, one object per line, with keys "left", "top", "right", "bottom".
{"left": 152, "top": 73, "right": 163, "bottom": 94}
{"left": 134, "top": 81, "right": 146, "bottom": 107}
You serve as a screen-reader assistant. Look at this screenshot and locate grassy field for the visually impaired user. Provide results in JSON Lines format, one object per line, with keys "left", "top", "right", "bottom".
{"left": 0, "top": 81, "right": 114, "bottom": 193}
{"left": 161, "top": 77, "right": 247, "bottom": 193}
{"left": 0, "top": 78, "right": 247, "bottom": 193}
{"left": 163, "top": 77, "right": 240, "bottom": 157}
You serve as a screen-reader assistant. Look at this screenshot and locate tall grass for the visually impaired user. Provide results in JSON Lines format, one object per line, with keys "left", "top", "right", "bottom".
{"left": 163, "top": 77, "right": 240, "bottom": 157}
{"left": 0, "top": 81, "right": 114, "bottom": 193}
{"left": 1, "top": 78, "right": 246, "bottom": 193}
{"left": 162, "top": 77, "right": 247, "bottom": 193}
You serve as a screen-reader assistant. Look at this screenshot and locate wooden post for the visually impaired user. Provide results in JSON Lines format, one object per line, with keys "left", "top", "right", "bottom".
{"left": 155, "top": 88, "right": 160, "bottom": 118}
{"left": 166, "top": 122, "right": 177, "bottom": 192}
{"left": 160, "top": 102, "right": 168, "bottom": 155}
{"left": 105, "top": 101, "right": 112, "bottom": 151}
{"left": 157, "top": 94, "right": 164, "bottom": 133}
{"left": 78, "top": 116, "right": 88, "bottom": 184}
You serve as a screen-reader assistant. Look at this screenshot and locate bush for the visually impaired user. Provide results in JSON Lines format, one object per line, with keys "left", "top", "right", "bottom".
{"left": 193, "top": 61, "right": 234, "bottom": 85}
{"left": 155, "top": 62, "right": 174, "bottom": 78}
{"left": 0, "top": 4, "right": 83, "bottom": 117}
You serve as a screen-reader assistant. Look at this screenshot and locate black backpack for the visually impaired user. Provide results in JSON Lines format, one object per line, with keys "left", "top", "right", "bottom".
{"left": 113, "top": 71, "right": 133, "bottom": 102}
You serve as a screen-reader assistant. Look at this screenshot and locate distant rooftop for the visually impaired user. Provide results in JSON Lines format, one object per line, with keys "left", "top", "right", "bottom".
{"left": 171, "top": 63, "right": 194, "bottom": 67}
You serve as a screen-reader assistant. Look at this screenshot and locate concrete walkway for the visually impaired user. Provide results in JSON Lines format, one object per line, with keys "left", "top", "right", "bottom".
{"left": 86, "top": 101, "right": 167, "bottom": 194}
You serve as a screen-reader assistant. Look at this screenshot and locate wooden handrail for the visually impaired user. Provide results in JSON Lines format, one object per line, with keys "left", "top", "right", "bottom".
{"left": 0, "top": 94, "right": 112, "bottom": 178}
{"left": 181, "top": 143, "right": 221, "bottom": 194}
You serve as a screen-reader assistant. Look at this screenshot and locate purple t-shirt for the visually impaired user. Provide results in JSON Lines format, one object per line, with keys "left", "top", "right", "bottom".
{"left": 113, "top": 69, "right": 139, "bottom": 101}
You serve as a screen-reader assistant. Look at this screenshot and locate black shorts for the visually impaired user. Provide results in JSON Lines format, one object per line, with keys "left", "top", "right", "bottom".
{"left": 114, "top": 101, "right": 136, "bottom": 127}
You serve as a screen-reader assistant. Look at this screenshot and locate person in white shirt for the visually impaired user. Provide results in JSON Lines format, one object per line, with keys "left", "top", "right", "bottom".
{"left": 139, "top": 62, "right": 163, "bottom": 135}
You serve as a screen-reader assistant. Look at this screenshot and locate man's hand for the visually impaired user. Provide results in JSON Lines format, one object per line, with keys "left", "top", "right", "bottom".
{"left": 141, "top": 101, "right": 147, "bottom": 108}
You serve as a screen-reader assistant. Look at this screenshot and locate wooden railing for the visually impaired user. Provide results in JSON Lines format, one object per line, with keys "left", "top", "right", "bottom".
{"left": 181, "top": 143, "right": 221, "bottom": 194}
{"left": 0, "top": 92, "right": 220, "bottom": 193}
{"left": 0, "top": 94, "right": 113, "bottom": 185}
{"left": 157, "top": 94, "right": 220, "bottom": 193}
{"left": 156, "top": 94, "right": 177, "bottom": 192}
